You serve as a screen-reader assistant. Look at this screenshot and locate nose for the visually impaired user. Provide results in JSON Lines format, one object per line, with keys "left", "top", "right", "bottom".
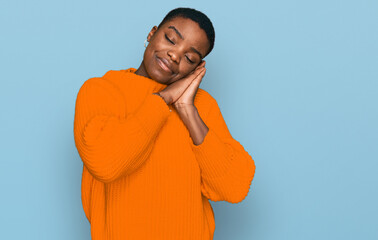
{"left": 167, "top": 49, "right": 180, "bottom": 64}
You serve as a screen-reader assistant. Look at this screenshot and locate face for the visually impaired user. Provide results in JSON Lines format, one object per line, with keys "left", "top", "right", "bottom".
{"left": 140, "top": 17, "right": 210, "bottom": 84}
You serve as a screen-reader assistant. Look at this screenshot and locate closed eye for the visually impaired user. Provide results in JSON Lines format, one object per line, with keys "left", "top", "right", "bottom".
{"left": 165, "top": 34, "right": 174, "bottom": 44}
{"left": 165, "top": 33, "right": 194, "bottom": 64}
{"left": 186, "top": 56, "right": 195, "bottom": 64}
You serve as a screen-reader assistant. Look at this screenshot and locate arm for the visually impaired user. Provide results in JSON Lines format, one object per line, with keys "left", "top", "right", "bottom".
{"left": 177, "top": 97, "right": 256, "bottom": 203}
{"left": 73, "top": 75, "right": 171, "bottom": 183}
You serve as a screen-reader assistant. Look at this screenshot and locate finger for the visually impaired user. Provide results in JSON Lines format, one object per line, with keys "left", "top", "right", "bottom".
{"left": 193, "top": 66, "right": 206, "bottom": 76}
{"left": 199, "top": 61, "right": 206, "bottom": 68}
{"left": 182, "top": 68, "right": 204, "bottom": 85}
{"left": 195, "top": 68, "right": 206, "bottom": 81}
{"left": 193, "top": 67, "right": 206, "bottom": 81}
{"left": 175, "top": 67, "right": 206, "bottom": 88}
{"left": 193, "top": 61, "right": 206, "bottom": 72}
{"left": 174, "top": 68, "right": 206, "bottom": 101}
{"left": 176, "top": 69, "right": 204, "bottom": 93}
{"left": 189, "top": 68, "right": 206, "bottom": 88}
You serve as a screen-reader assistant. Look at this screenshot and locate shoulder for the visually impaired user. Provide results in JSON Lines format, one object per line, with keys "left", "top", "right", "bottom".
{"left": 75, "top": 72, "right": 127, "bottom": 117}
{"left": 79, "top": 69, "right": 124, "bottom": 87}
{"left": 101, "top": 69, "right": 126, "bottom": 81}
{"left": 101, "top": 69, "right": 129, "bottom": 90}
{"left": 77, "top": 70, "right": 125, "bottom": 102}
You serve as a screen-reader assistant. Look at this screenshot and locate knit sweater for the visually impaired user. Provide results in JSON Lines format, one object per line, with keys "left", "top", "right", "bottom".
{"left": 73, "top": 68, "right": 256, "bottom": 240}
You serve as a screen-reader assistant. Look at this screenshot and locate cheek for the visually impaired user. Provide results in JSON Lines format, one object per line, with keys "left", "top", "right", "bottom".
{"left": 180, "top": 64, "right": 197, "bottom": 76}
{"left": 143, "top": 49, "right": 157, "bottom": 70}
{"left": 170, "top": 68, "right": 193, "bottom": 82}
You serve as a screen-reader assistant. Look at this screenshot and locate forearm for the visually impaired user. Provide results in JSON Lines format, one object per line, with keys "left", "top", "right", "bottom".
{"left": 175, "top": 104, "right": 209, "bottom": 145}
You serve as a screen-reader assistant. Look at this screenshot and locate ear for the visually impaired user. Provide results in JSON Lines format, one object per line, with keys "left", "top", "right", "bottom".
{"left": 147, "top": 26, "right": 158, "bottom": 42}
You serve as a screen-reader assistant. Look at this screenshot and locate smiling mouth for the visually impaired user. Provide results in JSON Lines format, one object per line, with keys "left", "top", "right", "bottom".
{"left": 156, "top": 57, "right": 172, "bottom": 74}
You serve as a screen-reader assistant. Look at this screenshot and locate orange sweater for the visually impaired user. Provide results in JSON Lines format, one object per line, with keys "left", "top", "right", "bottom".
{"left": 73, "top": 68, "right": 256, "bottom": 240}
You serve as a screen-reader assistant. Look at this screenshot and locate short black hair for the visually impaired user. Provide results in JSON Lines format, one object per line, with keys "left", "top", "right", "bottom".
{"left": 157, "top": 7, "right": 215, "bottom": 57}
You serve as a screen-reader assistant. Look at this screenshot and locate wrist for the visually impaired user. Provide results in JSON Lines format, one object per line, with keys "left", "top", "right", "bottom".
{"left": 153, "top": 92, "right": 171, "bottom": 105}
{"left": 174, "top": 102, "right": 195, "bottom": 109}
{"left": 156, "top": 91, "right": 172, "bottom": 105}
{"left": 175, "top": 103, "right": 196, "bottom": 114}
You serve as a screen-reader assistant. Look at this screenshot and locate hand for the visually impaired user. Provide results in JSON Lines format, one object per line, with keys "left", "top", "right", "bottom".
{"left": 157, "top": 61, "right": 206, "bottom": 107}
{"left": 172, "top": 61, "right": 206, "bottom": 110}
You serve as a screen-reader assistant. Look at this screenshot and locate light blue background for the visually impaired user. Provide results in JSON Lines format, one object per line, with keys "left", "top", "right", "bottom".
{"left": 1, "top": 0, "right": 377, "bottom": 239}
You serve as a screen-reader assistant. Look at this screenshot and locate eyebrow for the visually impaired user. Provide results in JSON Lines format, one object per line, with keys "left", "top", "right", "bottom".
{"left": 190, "top": 47, "right": 203, "bottom": 59}
{"left": 168, "top": 25, "right": 203, "bottom": 59}
{"left": 168, "top": 26, "right": 184, "bottom": 39}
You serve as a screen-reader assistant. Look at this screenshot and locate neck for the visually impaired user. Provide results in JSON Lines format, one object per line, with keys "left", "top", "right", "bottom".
{"left": 135, "top": 61, "right": 150, "bottom": 78}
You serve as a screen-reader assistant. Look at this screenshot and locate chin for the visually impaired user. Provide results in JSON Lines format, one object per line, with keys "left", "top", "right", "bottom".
{"left": 146, "top": 68, "right": 169, "bottom": 84}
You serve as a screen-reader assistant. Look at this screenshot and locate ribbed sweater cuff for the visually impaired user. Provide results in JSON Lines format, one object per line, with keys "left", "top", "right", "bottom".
{"left": 134, "top": 93, "right": 171, "bottom": 136}
{"left": 190, "top": 128, "right": 234, "bottom": 179}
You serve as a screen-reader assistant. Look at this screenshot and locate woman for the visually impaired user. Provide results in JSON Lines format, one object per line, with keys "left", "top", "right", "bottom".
{"left": 74, "top": 7, "right": 255, "bottom": 240}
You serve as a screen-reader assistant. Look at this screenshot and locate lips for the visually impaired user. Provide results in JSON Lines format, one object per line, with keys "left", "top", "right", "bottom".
{"left": 156, "top": 56, "right": 173, "bottom": 74}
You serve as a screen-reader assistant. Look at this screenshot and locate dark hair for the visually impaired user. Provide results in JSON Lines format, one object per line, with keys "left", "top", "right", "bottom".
{"left": 157, "top": 7, "right": 215, "bottom": 57}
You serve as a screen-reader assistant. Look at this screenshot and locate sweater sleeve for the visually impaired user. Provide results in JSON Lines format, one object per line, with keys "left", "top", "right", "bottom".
{"left": 74, "top": 76, "right": 171, "bottom": 183}
{"left": 190, "top": 97, "right": 256, "bottom": 204}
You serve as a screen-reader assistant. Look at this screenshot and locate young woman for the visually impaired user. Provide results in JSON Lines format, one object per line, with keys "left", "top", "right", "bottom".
{"left": 74, "top": 7, "right": 255, "bottom": 240}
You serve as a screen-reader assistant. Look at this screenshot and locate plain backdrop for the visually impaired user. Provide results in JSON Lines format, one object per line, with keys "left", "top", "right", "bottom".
{"left": 1, "top": 0, "right": 377, "bottom": 239}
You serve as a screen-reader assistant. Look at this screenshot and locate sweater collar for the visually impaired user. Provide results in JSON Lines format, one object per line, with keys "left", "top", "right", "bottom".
{"left": 122, "top": 68, "right": 168, "bottom": 92}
